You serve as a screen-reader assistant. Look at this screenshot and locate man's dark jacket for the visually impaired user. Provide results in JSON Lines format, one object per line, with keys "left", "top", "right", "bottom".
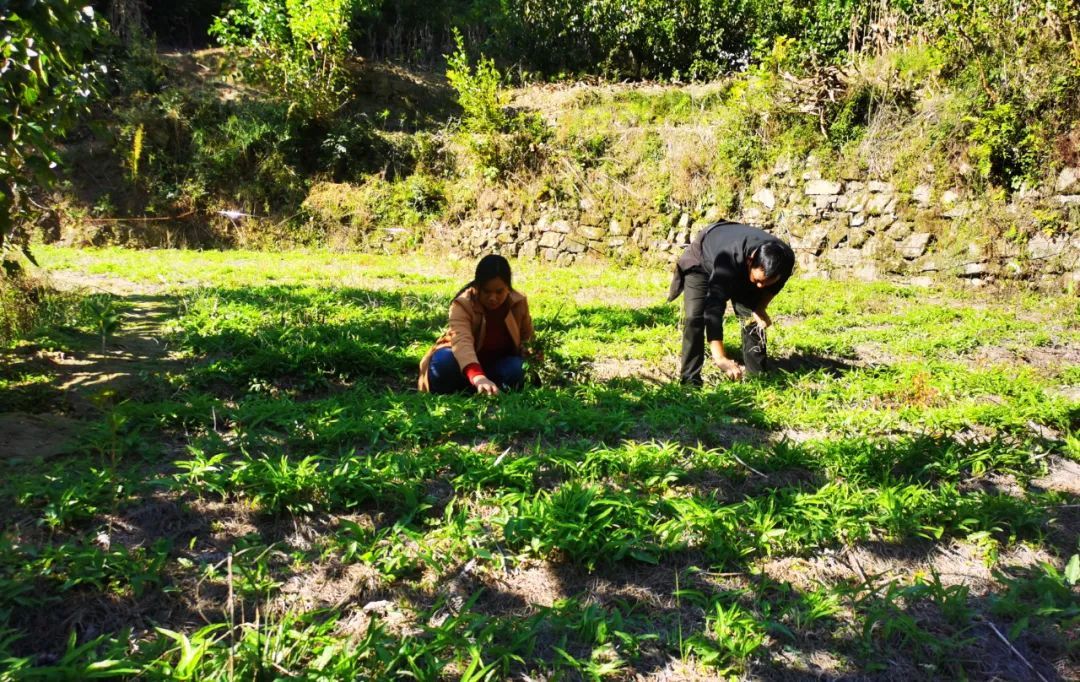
{"left": 667, "top": 221, "right": 794, "bottom": 307}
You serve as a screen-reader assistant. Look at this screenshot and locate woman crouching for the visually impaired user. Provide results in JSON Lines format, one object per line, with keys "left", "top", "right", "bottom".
{"left": 419, "top": 255, "right": 533, "bottom": 395}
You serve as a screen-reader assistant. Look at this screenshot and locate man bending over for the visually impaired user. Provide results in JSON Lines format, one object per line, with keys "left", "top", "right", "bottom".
{"left": 668, "top": 221, "right": 795, "bottom": 385}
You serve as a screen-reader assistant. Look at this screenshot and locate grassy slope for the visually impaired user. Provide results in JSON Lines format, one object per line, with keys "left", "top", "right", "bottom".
{"left": 0, "top": 247, "right": 1077, "bottom": 679}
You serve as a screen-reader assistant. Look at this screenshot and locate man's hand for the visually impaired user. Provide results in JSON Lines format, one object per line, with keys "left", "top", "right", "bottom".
{"left": 473, "top": 376, "right": 500, "bottom": 395}
{"left": 715, "top": 358, "right": 745, "bottom": 381}
{"left": 751, "top": 310, "right": 772, "bottom": 329}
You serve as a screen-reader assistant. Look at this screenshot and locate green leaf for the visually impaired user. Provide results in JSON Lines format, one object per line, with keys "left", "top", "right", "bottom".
{"left": 628, "top": 548, "right": 658, "bottom": 563}
{"left": 85, "top": 660, "right": 140, "bottom": 677}
{"left": 1065, "top": 554, "right": 1079, "bottom": 586}
{"left": 22, "top": 85, "right": 39, "bottom": 106}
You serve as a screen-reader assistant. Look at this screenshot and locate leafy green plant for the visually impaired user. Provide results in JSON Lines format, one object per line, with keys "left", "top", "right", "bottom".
{"left": 990, "top": 555, "right": 1080, "bottom": 638}
{"left": 82, "top": 294, "right": 123, "bottom": 353}
{"left": 0, "top": 0, "right": 102, "bottom": 250}
{"left": 0, "top": 629, "right": 137, "bottom": 679}
{"left": 141, "top": 611, "right": 382, "bottom": 679}
{"left": 522, "top": 310, "right": 593, "bottom": 388}
{"left": 681, "top": 598, "right": 766, "bottom": 674}
{"left": 13, "top": 465, "right": 124, "bottom": 530}
{"left": 445, "top": 30, "right": 551, "bottom": 178}
{"left": 501, "top": 482, "right": 662, "bottom": 569}
{"left": 210, "top": 0, "right": 364, "bottom": 117}
{"left": 446, "top": 29, "right": 508, "bottom": 136}
{"left": 926, "top": 0, "right": 1079, "bottom": 190}
{"left": 966, "top": 103, "right": 1042, "bottom": 188}
{"left": 849, "top": 574, "right": 979, "bottom": 673}
{"left": 828, "top": 83, "right": 881, "bottom": 146}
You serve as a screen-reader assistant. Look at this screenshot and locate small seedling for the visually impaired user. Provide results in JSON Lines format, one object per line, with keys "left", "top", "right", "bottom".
{"left": 84, "top": 294, "right": 123, "bottom": 353}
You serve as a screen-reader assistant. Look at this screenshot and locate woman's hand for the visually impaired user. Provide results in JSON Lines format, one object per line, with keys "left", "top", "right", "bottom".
{"left": 521, "top": 341, "right": 544, "bottom": 363}
{"left": 473, "top": 375, "right": 500, "bottom": 395}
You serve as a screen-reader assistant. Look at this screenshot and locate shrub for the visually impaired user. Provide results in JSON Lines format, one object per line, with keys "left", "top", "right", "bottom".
{"left": 924, "top": 0, "right": 1080, "bottom": 189}
{"left": 966, "top": 103, "right": 1043, "bottom": 188}
{"left": 828, "top": 83, "right": 880, "bottom": 147}
{"left": 210, "top": 0, "right": 362, "bottom": 118}
{"left": 302, "top": 174, "right": 446, "bottom": 248}
{"left": 445, "top": 31, "right": 551, "bottom": 178}
{"left": 445, "top": 29, "right": 508, "bottom": 135}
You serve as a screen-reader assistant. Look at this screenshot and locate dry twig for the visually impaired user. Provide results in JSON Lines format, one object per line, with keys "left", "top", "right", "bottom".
{"left": 731, "top": 452, "right": 766, "bottom": 478}
{"left": 978, "top": 617, "right": 1050, "bottom": 682}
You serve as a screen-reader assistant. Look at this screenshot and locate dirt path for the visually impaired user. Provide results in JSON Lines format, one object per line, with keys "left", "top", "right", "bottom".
{"left": 0, "top": 271, "right": 180, "bottom": 460}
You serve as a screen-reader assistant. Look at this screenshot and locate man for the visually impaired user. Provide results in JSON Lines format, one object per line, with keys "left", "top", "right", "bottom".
{"left": 668, "top": 220, "right": 795, "bottom": 385}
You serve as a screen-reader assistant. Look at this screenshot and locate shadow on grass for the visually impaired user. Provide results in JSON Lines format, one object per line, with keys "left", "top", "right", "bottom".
{"left": 2, "top": 283, "right": 1073, "bottom": 677}
{"left": 170, "top": 285, "right": 449, "bottom": 395}
{"left": 397, "top": 534, "right": 1073, "bottom": 680}
{"left": 771, "top": 352, "right": 862, "bottom": 376}
{"left": 1, "top": 294, "right": 191, "bottom": 412}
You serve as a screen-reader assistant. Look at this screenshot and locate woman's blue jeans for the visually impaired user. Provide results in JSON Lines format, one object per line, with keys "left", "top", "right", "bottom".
{"left": 428, "top": 347, "right": 525, "bottom": 394}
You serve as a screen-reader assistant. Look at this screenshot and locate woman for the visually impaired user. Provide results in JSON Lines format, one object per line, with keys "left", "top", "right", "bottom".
{"left": 418, "top": 255, "right": 534, "bottom": 395}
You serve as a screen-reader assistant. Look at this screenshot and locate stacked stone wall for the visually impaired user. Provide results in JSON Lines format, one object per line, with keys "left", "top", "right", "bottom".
{"left": 439, "top": 164, "right": 1080, "bottom": 287}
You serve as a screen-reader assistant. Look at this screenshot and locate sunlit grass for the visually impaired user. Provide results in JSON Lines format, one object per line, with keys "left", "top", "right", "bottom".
{"left": 0, "top": 246, "right": 1075, "bottom": 678}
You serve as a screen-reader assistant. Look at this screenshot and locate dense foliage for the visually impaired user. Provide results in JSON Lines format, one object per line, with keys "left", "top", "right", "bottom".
{"left": 0, "top": 0, "right": 101, "bottom": 251}
{"left": 924, "top": 0, "right": 1080, "bottom": 187}
{"left": 0, "top": 0, "right": 1069, "bottom": 252}
{"left": 187, "top": 0, "right": 886, "bottom": 78}
{"left": 209, "top": 0, "right": 371, "bottom": 117}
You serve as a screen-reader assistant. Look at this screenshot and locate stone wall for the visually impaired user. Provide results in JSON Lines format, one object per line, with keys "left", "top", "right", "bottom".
{"left": 440, "top": 164, "right": 1080, "bottom": 287}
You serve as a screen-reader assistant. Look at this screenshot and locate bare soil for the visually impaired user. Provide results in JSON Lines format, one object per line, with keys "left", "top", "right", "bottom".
{"left": 0, "top": 412, "right": 84, "bottom": 460}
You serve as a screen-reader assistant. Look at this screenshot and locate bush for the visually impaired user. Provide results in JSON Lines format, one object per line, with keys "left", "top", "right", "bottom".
{"left": 828, "top": 84, "right": 880, "bottom": 147}
{"left": 210, "top": 0, "right": 362, "bottom": 118}
{"left": 445, "top": 31, "right": 551, "bottom": 178}
{"left": 924, "top": 0, "right": 1080, "bottom": 189}
{"left": 445, "top": 29, "right": 507, "bottom": 135}
{"left": 966, "top": 103, "right": 1043, "bottom": 188}
{"left": 302, "top": 174, "right": 447, "bottom": 248}
{"left": 488, "top": 0, "right": 877, "bottom": 80}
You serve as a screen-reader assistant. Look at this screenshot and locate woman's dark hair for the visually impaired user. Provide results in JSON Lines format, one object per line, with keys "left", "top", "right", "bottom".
{"left": 454, "top": 254, "right": 513, "bottom": 298}
{"left": 755, "top": 242, "right": 795, "bottom": 279}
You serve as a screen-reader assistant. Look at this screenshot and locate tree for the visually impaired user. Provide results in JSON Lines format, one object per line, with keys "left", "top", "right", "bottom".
{"left": 210, "top": 0, "right": 368, "bottom": 118}
{"left": 0, "top": 0, "right": 102, "bottom": 253}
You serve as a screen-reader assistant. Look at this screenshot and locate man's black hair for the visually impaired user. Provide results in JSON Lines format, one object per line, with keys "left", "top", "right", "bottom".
{"left": 755, "top": 242, "right": 794, "bottom": 279}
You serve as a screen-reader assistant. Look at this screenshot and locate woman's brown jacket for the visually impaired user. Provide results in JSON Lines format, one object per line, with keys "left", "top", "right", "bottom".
{"left": 417, "top": 289, "right": 534, "bottom": 392}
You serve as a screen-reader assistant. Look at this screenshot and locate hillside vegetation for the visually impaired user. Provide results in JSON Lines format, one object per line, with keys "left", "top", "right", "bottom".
{"left": 15, "top": 0, "right": 1077, "bottom": 264}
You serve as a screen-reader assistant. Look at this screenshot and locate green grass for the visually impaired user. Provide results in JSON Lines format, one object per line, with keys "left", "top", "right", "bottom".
{"left": 0, "top": 246, "right": 1076, "bottom": 678}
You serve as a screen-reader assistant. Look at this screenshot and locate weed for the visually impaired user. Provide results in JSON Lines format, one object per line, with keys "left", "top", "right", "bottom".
{"left": 990, "top": 555, "right": 1080, "bottom": 639}
{"left": 682, "top": 597, "right": 767, "bottom": 674}
{"left": 82, "top": 294, "right": 123, "bottom": 353}
{"left": 502, "top": 482, "right": 663, "bottom": 569}
{"left": 3, "top": 246, "right": 1074, "bottom": 677}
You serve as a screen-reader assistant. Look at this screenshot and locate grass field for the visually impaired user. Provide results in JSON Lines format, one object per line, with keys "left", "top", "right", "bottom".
{"left": 1, "top": 247, "right": 1077, "bottom": 680}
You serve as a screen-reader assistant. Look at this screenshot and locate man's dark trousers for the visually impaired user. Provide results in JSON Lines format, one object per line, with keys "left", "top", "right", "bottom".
{"left": 680, "top": 268, "right": 768, "bottom": 385}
